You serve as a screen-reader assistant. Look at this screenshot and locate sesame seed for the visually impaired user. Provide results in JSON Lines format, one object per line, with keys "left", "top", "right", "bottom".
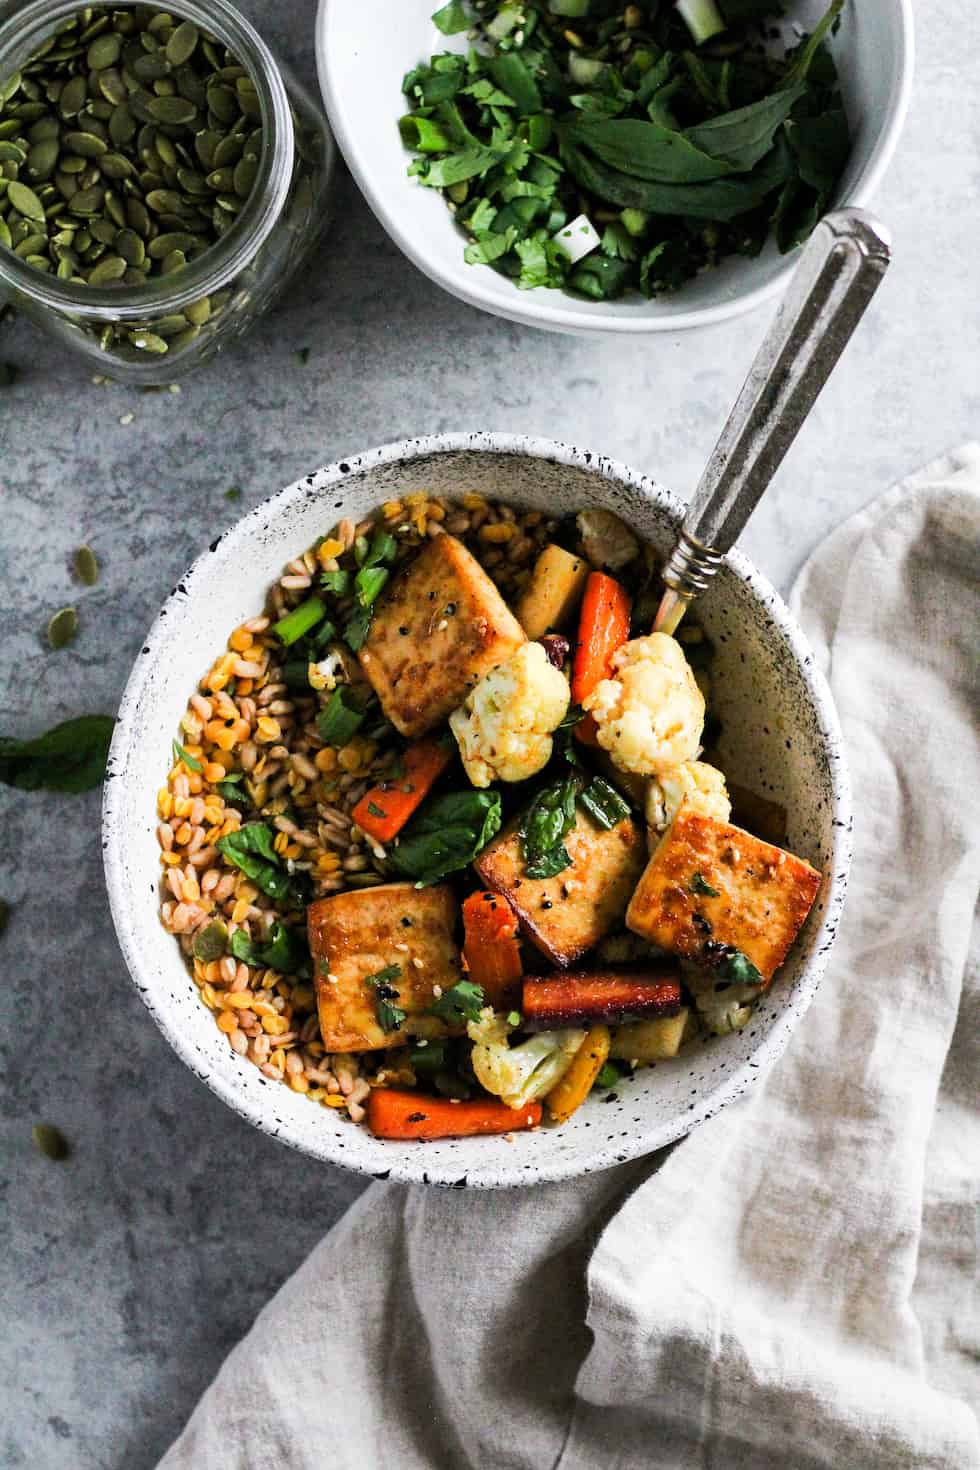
{"left": 327, "top": 972, "right": 339, "bottom": 984}
{"left": 432, "top": 984, "right": 443, "bottom": 998}
{"left": 437, "top": 619, "right": 448, "bottom": 631}
{"left": 394, "top": 942, "right": 409, "bottom": 952}
{"left": 119, "top": 411, "right": 134, "bottom": 425}
{"left": 412, "top": 956, "right": 424, "bottom": 970}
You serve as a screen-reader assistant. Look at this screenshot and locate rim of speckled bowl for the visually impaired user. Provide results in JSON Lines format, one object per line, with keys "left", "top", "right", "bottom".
{"left": 102, "top": 432, "right": 852, "bottom": 1188}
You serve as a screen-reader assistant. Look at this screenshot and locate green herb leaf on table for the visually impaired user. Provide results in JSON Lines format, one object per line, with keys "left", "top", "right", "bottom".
{"left": 430, "top": 979, "right": 485, "bottom": 1025}
{"left": 0, "top": 714, "right": 114, "bottom": 794}
{"left": 390, "top": 789, "right": 503, "bottom": 887}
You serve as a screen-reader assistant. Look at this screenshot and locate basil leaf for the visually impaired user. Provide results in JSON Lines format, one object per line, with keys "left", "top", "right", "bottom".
{"left": 391, "top": 789, "right": 502, "bottom": 886}
{"left": 230, "top": 921, "right": 307, "bottom": 974}
{"left": 521, "top": 775, "right": 579, "bottom": 877}
{"left": 563, "top": 115, "right": 738, "bottom": 184}
{"left": 578, "top": 776, "right": 631, "bottom": 830}
{"left": 784, "top": 109, "right": 850, "bottom": 193}
{"left": 215, "top": 823, "right": 296, "bottom": 902}
{"left": 684, "top": 84, "right": 807, "bottom": 171}
{"left": 430, "top": 979, "right": 485, "bottom": 1025}
{"left": 560, "top": 136, "right": 792, "bottom": 220}
{"left": 316, "top": 685, "right": 366, "bottom": 746}
{"left": 172, "top": 737, "right": 202, "bottom": 772}
{"left": 0, "top": 714, "right": 115, "bottom": 794}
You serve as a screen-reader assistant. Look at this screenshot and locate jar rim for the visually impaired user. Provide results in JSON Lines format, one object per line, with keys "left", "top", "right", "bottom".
{"left": 0, "top": 0, "right": 295, "bottom": 318}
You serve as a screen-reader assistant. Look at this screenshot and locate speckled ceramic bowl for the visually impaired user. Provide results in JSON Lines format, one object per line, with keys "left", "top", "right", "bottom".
{"left": 103, "top": 433, "right": 850, "bottom": 1188}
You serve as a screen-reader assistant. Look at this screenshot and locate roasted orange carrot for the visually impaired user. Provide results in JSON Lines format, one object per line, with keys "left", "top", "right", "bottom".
{"left": 351, "top": 737, "right": 453, "bottom": 843}
{"left": 462, "top": 890, "right": 523, "bottom": 1008}
{"left": 522, "top": 969, "right": 682, "bottom": 1031}
{"left": 367, "top": 1088, "right": 541, "bottom": 1140}
{"left": 571, "top": 572, "right": 631, "bottom": 744}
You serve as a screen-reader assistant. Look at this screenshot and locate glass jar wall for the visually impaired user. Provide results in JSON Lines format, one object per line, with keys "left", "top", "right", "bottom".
{"left": 0, "top": 0, "right": 334, "bottom": 381}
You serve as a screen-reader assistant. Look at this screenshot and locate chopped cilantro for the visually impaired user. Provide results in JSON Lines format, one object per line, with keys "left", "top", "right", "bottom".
{"left": 690, "top": 872, "right": 720, "bottom": 898}
{"left": 172, "top": 738, "right": 202, "bottom": 772}
{"left": 429, "top": 979, "right": 485, "bottom": 1025}
{"left": 365, "top": 964, "right": 407, "bottom": 1033}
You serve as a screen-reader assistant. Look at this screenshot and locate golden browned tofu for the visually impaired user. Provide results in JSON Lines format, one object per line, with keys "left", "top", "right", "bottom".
{"left": 309, "top": 882, "right": 463, "bottom": 1051}
{"left": 474, "top": 809, "right": 647, "bottom": 967}
{"left": 358, "top": 534, "right": 526, "bottom": 738}
{"left": 625, "top": 808, "right": 821, "bottom": 984}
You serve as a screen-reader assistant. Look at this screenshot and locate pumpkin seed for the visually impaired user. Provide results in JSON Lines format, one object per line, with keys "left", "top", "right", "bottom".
{"left": 115, "top": 226, "right": 144, "bottom": 264}
{"left": 47, "top": 605, "right": 78, "bottom": 648}
{"left": 87, "top": 253, "right": 126, "bottom": 283}
{"left": 166, "top": 20, "right": 199, "bottom": 67}
{"left": 32, "top": 1123, "right": 70, "bottom": 1161}
{"left": 26, "top": 137, "right": 60, "bottom": 179}
{"left": 63, "top": 129, "right": 108, "bottom": 157}
{"left": 73, "top": 543, "right": 99, "bottom": 585}
{"left": 7, "top": 179, "right": 45, "bottom": 220}
{"left": 192, "top": 918, "right": 227, "bottom": 961}
{"left": 129, "top": 328, "right": 168, "bottom": 352}
{"left": 147, "top": 93, "right": 195, "bottom": 125}
{"left": 58, "top": 74, "right": 88, "bottom": 116}
{"left": 87, "top": 32, "right": 121, "bottom": 70}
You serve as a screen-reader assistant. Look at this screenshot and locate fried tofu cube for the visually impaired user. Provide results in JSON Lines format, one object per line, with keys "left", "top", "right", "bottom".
{"left": 625, "top": 808, "right": 822, "bottom": 984}
{"left": 359, "top": 534, "right": 526, "bottom": 738}
{"left": 474, "top": 808, "right": 647, "bottom": 967}
{"left": 309, "top": 882, "right": 463, "bottom": 1051}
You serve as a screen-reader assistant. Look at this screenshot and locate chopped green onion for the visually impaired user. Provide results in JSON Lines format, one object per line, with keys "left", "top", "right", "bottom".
{"left": 409, "top": 1039, "right": 449, "bottom": 1072}
{"left": 273, "top": 596, "right": 327, "bottom": 646}
{"left": 363, "top": 528, "right": 398, "bottom": 568}
{"left": 506, "top": 1010, "right": 522, "bottom": 1027}
{"left": 316, "top": 686, "right": 365, "bottom": 746}
{"left": 675, "top": 0, "right": 726, "bottom": 45}
{"left": 281, "top": 660, "right": 313, "bottom": 691}
{"left": 594, "top": 1061, "right": 620, "bottom": 1090}
{"left": 354, "top": 565, "right": 390, "bottom": 610}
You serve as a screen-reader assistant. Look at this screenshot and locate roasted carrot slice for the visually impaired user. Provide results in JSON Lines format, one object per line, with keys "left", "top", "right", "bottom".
{"left": 571, "top": 572, "right": 631, "bottom": 745}
{"left": 545, "top": 1024, "right": 610, "bottom": 1124}
{"left": 351, "top": 737, "right": 453, "bottom": 843}
{"left": 522, "top": 969, "right": 682, "bottom": 1031}
{"left": 462, "top": 890, "right": 523, "bottom": 1008}
{"left": 366, "top": 1088, "right": 541, "bottom": 1140}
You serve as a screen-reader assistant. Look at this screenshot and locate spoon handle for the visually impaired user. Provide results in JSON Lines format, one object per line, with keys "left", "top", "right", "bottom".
{"left": 655, "top": 208, "right": 891, "bottom": 633}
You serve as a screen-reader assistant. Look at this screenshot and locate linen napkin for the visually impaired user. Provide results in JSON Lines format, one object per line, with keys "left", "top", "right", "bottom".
{"left": 158, "top": 447, "right": 980, "bottom": 1470}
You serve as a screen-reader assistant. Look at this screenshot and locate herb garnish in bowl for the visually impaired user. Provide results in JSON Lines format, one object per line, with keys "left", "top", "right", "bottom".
{"left": 399, "top": 0, "right": 850, "bottom": 300}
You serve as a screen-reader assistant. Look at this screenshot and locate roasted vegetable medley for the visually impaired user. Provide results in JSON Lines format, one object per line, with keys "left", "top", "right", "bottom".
{"left": 158, "top": 494, "right": 821, "bottom": 1140}
{"left": 400, "top": 0, "right": 850, "bottom": 300}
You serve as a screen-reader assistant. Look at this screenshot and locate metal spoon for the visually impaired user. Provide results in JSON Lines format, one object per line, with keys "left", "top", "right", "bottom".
{"left": 654, "top": 208, "right": 892, "bottom": 635}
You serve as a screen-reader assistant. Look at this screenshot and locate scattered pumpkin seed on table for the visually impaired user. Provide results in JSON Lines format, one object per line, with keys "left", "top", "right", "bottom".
{"left": 32, "top": 1122, "right": 70, "bottom": 1161}
{"left": 47, "top": 605, "right": 78, "bottom": 648}
{"left": 0, "top": 5, "right": 267, "bottom": 358}
{"left": 73, "top": 543, "right": 99, "bottom": 584}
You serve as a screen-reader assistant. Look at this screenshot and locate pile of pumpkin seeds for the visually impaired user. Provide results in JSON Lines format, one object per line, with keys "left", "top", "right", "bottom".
{"left": 0, "top": 5, "right": 265, "bottom": 354}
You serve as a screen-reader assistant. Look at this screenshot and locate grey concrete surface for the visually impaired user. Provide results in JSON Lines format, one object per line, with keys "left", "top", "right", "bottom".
{"left": 1, "top": 3, "right": 977, "bottom": 1466}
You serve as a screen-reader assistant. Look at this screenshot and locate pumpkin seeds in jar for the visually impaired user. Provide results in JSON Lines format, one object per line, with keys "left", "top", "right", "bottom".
{"left": 0, "top": 3, "right": 267, "bottom": 332}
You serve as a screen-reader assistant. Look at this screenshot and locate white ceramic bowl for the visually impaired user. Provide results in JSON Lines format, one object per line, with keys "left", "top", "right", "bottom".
{"left": 103, "top": 433, "right": 851, "bottom": 1188}
{"left": 315, "top": 0, "right": 913, "bottom": 335}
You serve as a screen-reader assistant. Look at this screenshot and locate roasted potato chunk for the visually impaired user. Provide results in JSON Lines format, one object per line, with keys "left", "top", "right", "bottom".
{"left": 514, "top": 543, "right": 590, "bottom": 640}
{"left": 309, "top": 882, "right": 463, "bottom": 1051}
{"left": 625, "top": 808, "right": 822, "bottom": 984}
{"left": 358, "top": 534, "right": 526, "bottom": 738}
{"left": 474, "top": 808, "right": 647, "bottom": 967}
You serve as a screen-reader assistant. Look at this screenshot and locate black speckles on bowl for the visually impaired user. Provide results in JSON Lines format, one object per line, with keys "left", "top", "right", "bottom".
{"left": 102, "top": 433, "right": 850, "bottom": 1189}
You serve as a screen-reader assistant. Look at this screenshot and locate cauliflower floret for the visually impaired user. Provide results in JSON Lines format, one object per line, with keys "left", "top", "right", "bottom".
{"left": 449, "top": 641, "right": 570, "bottom": 788}
{"left": 576, "top": 508, "right": 639, "bottom": 571}
{"left": 467, "top": 1011, "right": 585, "bottom": 1109}
{"left": 645, "top": 760, "right": 731, "bottom": 833}
{"left": 695, "top": 983, "right": 762, "bottom": 1036}
{"left": 583, "top": 633, "right": 704, "bottom": 776}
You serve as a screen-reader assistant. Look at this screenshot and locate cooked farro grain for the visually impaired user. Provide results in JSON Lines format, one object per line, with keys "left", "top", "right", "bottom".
{"left": 157, "top": 493, "right": 555, "bottom": 1124}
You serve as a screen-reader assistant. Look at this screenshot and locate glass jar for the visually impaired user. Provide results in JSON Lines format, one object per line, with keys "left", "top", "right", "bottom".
{"left": 0, "top": 0, "right": 334, "bottom": 381}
